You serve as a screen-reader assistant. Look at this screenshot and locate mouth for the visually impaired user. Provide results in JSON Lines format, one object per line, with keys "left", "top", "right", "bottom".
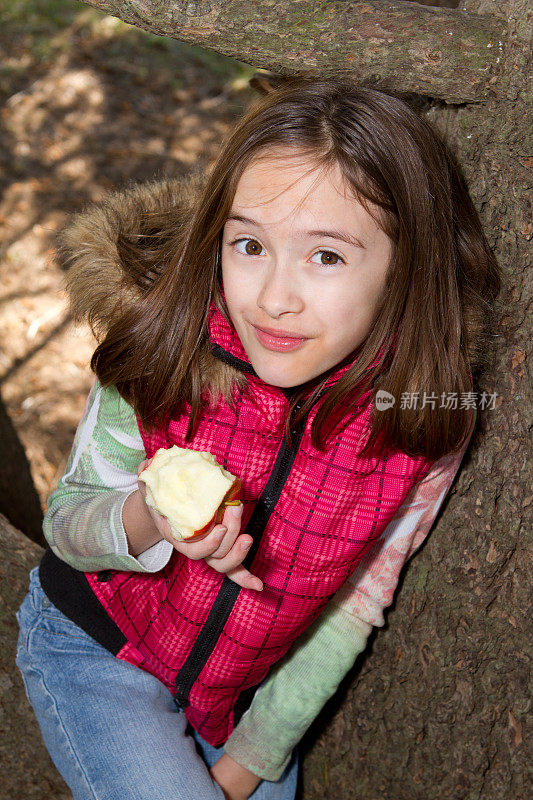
{"left": 252, "top": 324, "right": 309, "bottom": 352}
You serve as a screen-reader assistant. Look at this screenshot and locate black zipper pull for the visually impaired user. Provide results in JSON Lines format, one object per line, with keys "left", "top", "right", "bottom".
{"left": 173, "top": 690, "right": 190, "bottom": 711}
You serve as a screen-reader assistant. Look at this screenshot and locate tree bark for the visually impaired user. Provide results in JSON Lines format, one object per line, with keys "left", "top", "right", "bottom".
{"left": 79, "top": 0, "right": 507, "bottom": 102}
{"left": 0, "top": 393, "right": 44, "bottom": 546}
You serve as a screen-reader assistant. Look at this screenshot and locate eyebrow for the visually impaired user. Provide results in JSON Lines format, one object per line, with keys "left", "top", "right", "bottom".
{"left": 226, "top": 214, "right": 366, "bottom": 249}
{"left": 306, "top": 229, "right": 366, "bottom": 249}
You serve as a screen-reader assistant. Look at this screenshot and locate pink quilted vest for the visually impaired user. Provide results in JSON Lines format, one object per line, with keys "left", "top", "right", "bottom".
{"left": 84, "top": 307, "right": 432, "bottom": 746}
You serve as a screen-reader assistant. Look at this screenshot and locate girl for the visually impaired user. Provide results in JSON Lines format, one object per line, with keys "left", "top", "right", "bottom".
{"left": 16, "top": 79, "right": 500, "bottom": 800}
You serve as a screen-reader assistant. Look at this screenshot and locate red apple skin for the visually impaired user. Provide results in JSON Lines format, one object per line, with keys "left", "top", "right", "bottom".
{"left": 187, "top": 478, "right": 242, "bottom": 539}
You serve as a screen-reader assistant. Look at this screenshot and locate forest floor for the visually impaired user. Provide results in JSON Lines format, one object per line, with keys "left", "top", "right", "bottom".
{"left": 1, "top": 0, "right": 254, "bottom": 511}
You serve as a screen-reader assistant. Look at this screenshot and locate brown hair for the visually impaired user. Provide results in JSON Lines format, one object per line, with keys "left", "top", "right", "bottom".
{"left": 91, "top": 79, "right": 501, "bottom": 460}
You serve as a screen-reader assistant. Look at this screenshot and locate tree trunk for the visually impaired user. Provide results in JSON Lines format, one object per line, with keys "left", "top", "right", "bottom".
{"left": 300, "top": 1, "right": 532, "bottom": 796}
{"left": 0, "top": 393, "right": 44, "bottom": 546}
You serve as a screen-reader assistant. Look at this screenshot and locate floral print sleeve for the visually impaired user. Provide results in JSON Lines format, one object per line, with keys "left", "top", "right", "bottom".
{"left": 332, "top": 416, "right": 475, "bottom": 625}
{"left": 43, "top": 379, "right": 174, "bottom": 573}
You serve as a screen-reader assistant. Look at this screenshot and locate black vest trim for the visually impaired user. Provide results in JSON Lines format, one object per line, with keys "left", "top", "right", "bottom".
{"left": 39, "top": 548, "right": 127, "bottom": 656}
{"left": 210, "top": 343, "right": 257, "bottom": 376}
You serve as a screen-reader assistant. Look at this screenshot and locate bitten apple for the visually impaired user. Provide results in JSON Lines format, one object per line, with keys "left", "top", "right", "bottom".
{"left": 138, "top": 446, "right": 241, "bottom": 541}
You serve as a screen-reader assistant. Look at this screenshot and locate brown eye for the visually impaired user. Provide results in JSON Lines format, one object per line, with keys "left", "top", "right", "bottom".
{"left": 244, "top": 239, "right": 263, "bottom": 255}
{"left": 320, "top": 251, "right": 340, "bottom": 265}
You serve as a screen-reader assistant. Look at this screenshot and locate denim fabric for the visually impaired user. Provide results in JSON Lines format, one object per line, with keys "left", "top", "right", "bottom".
{"left": 15, "top": 567, "right": 298, "bottom": 800}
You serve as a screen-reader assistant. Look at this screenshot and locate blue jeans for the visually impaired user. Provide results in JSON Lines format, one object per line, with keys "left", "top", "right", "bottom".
{"left": 15, "top": 567, "right": 298, "bottom": 800}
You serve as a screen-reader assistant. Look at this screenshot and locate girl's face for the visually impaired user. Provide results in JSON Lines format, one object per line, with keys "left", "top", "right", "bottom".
{"left": 221, "top": 151, "right": 392, "bottom": 388}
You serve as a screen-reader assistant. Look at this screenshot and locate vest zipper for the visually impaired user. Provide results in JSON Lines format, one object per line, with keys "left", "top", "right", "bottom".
{"left": 173, "top": 404, "right": 307, "bottom": 710}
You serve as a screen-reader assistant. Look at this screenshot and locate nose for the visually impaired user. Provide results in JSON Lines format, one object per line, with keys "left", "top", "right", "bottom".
{"left": 257, "top": 261, "right": 304, "bottom": 319}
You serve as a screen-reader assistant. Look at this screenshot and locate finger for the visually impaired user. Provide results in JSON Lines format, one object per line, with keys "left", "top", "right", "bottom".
{"left": 137, "top": 459, "right": 152, "bottom": 500}
{"left": 176, "top": 523, "right": 230, "bottom": 560}
{"left": 137, "top": 458, "right": 152, "bottom": 477}
{"left": 178, "top": 501, "right": 242, "bottom": 559}
{"left": 208, "top": 505, "right": 243, "bottom": 559}
{"left": 205, "top": 534, "right": 254, "bottom": 573}
{"left": 207, "top": 527, "right": 239, "bottom": 560}
{"left": 220, "top": 502, "right": 243, "bottom": 527}
{"left": 225, "top": 563, "right": 263, "bottom": 592}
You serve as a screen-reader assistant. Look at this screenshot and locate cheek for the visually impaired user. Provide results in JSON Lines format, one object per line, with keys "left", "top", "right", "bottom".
{"left": 327, "top": 288, "right": 371, "bottom": 324}
{"left": 330, "top": 286, "right": 383, "bottom": 343}
{"left": 222, "top": 274, "right": 256, "bottom": 338}
{"left": 223, "top": 262, "right": 260, "bottom": 315}
{"left": 224, "top": 274, "right": 249, "bottom": 316}
{"left": 221, "top": 261, "right": 240, "bottom": 307}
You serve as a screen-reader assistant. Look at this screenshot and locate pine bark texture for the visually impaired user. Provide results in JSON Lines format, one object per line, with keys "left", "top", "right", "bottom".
{"left": 80, "top": 0, "right": 507, "bottom": 102}
{"left": 300, "top": 1, "right": 531, "bottom": 797}
{"left": 0, "top": 394, "right": 44, "bottom": 546}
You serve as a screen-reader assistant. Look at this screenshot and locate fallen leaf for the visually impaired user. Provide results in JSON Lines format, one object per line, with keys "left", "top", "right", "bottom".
{"left": 486, "top": 540, "right": 498, "bottom": 563}
{"left": 508, "top": 710, "right": 523, "bottom": 747}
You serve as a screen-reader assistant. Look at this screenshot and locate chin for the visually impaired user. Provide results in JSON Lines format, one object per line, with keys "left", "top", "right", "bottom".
{"left": 255, "top": 372, "right": 297, "bottom": 389}
{"left": 252, "top": 363, "right": 315, "bottom": 389}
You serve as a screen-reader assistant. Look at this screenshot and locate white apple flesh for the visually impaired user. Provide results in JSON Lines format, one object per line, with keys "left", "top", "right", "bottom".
{"left": 138, "top": 446, "right": 240, "bottom": 541}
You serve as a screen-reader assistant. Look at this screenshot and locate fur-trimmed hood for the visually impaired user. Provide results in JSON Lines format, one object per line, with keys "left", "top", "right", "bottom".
{"left": 58, "top": 173, "right": 206, "bottom": 337}
{"left": 58, "top": 173, "right": 249, "bottom": 399}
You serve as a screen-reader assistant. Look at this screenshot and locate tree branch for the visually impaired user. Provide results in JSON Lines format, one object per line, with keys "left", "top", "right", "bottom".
{"left": 80, "top": 0, "right": 506, "bottom": 102}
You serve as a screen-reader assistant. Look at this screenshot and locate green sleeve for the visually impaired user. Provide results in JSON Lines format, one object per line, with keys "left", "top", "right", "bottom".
{"left": 43, "top": 380, "right": 174, "bottom": 573}
{"left": 224, "top": 605, "right": 371, "bottom": 781}
{"left": 225, "top": 431, "right": 474, "bottom": 781}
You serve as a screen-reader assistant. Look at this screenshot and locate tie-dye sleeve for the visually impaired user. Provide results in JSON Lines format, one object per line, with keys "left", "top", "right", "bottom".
{"left": 43, "top": 379, "right": 174, "bottom": 573}
{"left": 331, "top": 413, "right": 475, "bottom": 625}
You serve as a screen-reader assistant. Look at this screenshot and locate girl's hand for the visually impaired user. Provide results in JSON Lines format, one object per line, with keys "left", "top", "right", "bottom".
{"left": 130, "top": 460, "right": 263, "bottom": 592}
{"left": 210, "top": 753, "right": 261, "bottom": 800}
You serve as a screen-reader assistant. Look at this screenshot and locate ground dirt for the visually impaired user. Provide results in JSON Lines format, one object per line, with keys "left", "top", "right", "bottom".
{"left": 1, "top": 1, "right": 254, "bottom": 512}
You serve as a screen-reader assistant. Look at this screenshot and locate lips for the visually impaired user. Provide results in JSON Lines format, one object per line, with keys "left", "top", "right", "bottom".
{"left": 252, "top": 324, "right": 309, "bottom": 352}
